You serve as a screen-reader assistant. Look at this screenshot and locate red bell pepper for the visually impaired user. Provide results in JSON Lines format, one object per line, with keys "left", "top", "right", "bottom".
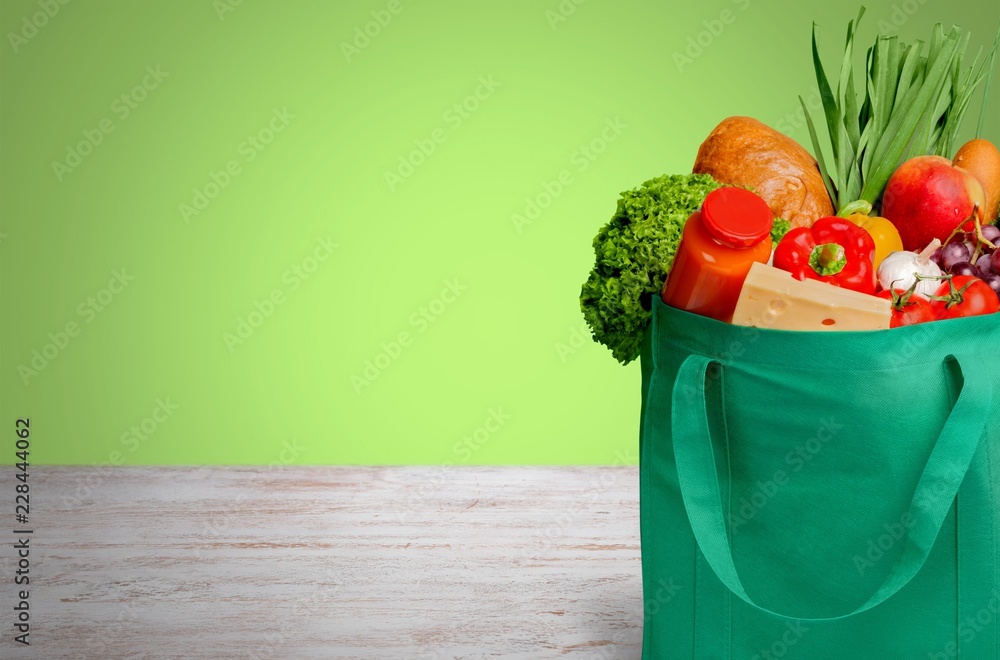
{"left": 773, "top": 216, "right": 877, "bottom": 294}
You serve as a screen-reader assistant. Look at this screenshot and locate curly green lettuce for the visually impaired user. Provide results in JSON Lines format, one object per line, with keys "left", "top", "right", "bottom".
{"left": 771, "top": 217, "right": 792, "bottom": 244}
{"left": 580, "top": 173, "right": 725, "bottom": 365}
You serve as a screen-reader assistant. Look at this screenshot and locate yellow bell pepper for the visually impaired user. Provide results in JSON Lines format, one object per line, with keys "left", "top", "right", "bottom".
{"left": 838, "top": 201, "right": 903, "bottom": 270}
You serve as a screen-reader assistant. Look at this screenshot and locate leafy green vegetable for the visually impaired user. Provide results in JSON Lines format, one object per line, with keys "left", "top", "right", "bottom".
{"left": 976, "top": 20, "right": 1000, "bottom": 138}
{"left": 802, "top": 8, "right": 999, "bottom": 214}
{"left": 580, "top": 173, "right": 724, "bottom": 365}
{"left": 771, "top": 218, "right": 792, "bottom": 244}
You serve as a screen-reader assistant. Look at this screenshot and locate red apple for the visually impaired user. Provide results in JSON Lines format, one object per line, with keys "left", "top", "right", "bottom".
{"left": 881, "top": 155, "right": 987, "bottom": 251}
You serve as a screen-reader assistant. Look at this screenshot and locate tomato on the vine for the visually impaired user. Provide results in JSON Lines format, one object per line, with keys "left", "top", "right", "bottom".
{"left": 930, "top": 275, "right": 1000, "bottom": 320}
{"left": 876, "top": 288, "right": 935, "bottom": 328}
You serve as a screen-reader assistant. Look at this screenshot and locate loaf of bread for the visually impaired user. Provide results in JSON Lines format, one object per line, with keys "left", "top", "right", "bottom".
{"left": 692, "top": 116, "right": 834, "bottom": 227}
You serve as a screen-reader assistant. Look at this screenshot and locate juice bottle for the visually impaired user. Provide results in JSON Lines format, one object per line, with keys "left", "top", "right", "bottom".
{"left": 661, "top": 187, "right": 773, "bottom": 322}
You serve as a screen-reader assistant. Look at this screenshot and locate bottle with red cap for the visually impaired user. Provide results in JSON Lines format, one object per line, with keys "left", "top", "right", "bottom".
{"left": 661, "top": 187, "right": 774, "bottom": 322}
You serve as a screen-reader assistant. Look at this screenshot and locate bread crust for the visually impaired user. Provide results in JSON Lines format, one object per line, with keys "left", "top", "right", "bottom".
{"left": 693, "top": 116, "right": 834, "bottom": 227}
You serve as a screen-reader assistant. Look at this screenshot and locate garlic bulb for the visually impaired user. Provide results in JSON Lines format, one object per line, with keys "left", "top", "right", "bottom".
{"left": 877, "top": 239, "right": 943, "bottom": 297}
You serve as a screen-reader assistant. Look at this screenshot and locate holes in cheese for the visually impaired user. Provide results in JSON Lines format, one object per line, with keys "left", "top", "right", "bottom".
{"left": 732, "top": 262, "right": 892, "bottom": 331}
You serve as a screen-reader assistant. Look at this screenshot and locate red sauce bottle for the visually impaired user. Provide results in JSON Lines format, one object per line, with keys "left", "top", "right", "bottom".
{"left": 661, "top": 187, "right": 774, "bottom": 322}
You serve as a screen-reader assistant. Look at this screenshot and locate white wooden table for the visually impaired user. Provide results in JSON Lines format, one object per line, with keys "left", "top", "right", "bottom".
{"left": 0, "top": 467, "right": 643, "bottom": 659}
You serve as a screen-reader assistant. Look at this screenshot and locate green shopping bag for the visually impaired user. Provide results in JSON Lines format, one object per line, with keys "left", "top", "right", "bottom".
{"left": 639, "top": 296, "right": 999, "bottom": 659}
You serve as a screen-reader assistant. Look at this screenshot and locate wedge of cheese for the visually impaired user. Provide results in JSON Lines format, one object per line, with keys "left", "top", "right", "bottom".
{"left": 731, "top": 262, "right": 891, "bottom": 331}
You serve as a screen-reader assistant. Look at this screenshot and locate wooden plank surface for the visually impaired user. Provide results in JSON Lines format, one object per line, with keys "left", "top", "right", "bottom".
{"left": 0, "top": 466, "right": 643, "bottom": 659}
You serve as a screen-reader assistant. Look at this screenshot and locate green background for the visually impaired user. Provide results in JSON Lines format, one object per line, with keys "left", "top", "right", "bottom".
{"left": 1, "top": 0, "right": 998, "bottom": 465}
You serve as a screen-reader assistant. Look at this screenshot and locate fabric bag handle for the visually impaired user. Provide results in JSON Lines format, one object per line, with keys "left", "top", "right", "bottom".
{"left": 671, "top": 352, "right": 992, "bottom": 623}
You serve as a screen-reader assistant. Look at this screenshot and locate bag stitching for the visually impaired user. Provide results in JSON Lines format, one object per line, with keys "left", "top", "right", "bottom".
{"left": 640, "top": 307, "right": 661, "bottom": 657}
{"left": 660, "top": 346, "right": 943, "bottom": 375}
{"left": 718, "top": 364, "right": 733, "bottom": 660}
{"left": 639, "top": 344, "right": 673, "bottom": 657}
{"left": 987, "top": 427, "right": 999, "bottom": 659}
{"left": 944, "top": 362, "right": 962, "bottom": 655}
{"left": 639, "top": 369, "right": 657, "bottom": 656}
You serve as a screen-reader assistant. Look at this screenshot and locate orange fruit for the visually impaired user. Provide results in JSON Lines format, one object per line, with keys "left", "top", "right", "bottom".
{"left": 953, "top": 138, "right": 1000, "bottom": 223}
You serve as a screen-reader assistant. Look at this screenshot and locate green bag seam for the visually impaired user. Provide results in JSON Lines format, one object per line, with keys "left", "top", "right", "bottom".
{"left": 942, "top": 358, "right": 960, "bottom": 657}
{"left": 987, "top": 429, "right": 998, "bottom": 659}
{"left": 717, "top": 363, "right": 733, "bottom": 659}
{"left": 694, "top": 546, "right": 702, "bottom": 657}
{"left": 658, "top": 339, "right": 947, "bottom": 374}
{"left": 639, "top": 299, "right": 661, "bottom": 657}
{"left": 639, "top": 371, "right": 654, "bottom": 656}
{"left": 955, "top": 466, "right": 962, "bottom": 657}
{"left": 655, "top": 340, "right": 1000, "bottom": 372}
{"left": 639, "top": 326, "right": 667, "bottom": 657}
{"left": 640, "top": 402, "right": 654, "bottom": 655}
{"left": 694, "top": 361, "right": 734, "bottom": 659}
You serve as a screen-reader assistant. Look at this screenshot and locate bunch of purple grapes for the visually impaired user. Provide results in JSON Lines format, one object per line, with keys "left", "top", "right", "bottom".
{"left": 931, "top": 224, "right": 1000, "bottom": 299}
